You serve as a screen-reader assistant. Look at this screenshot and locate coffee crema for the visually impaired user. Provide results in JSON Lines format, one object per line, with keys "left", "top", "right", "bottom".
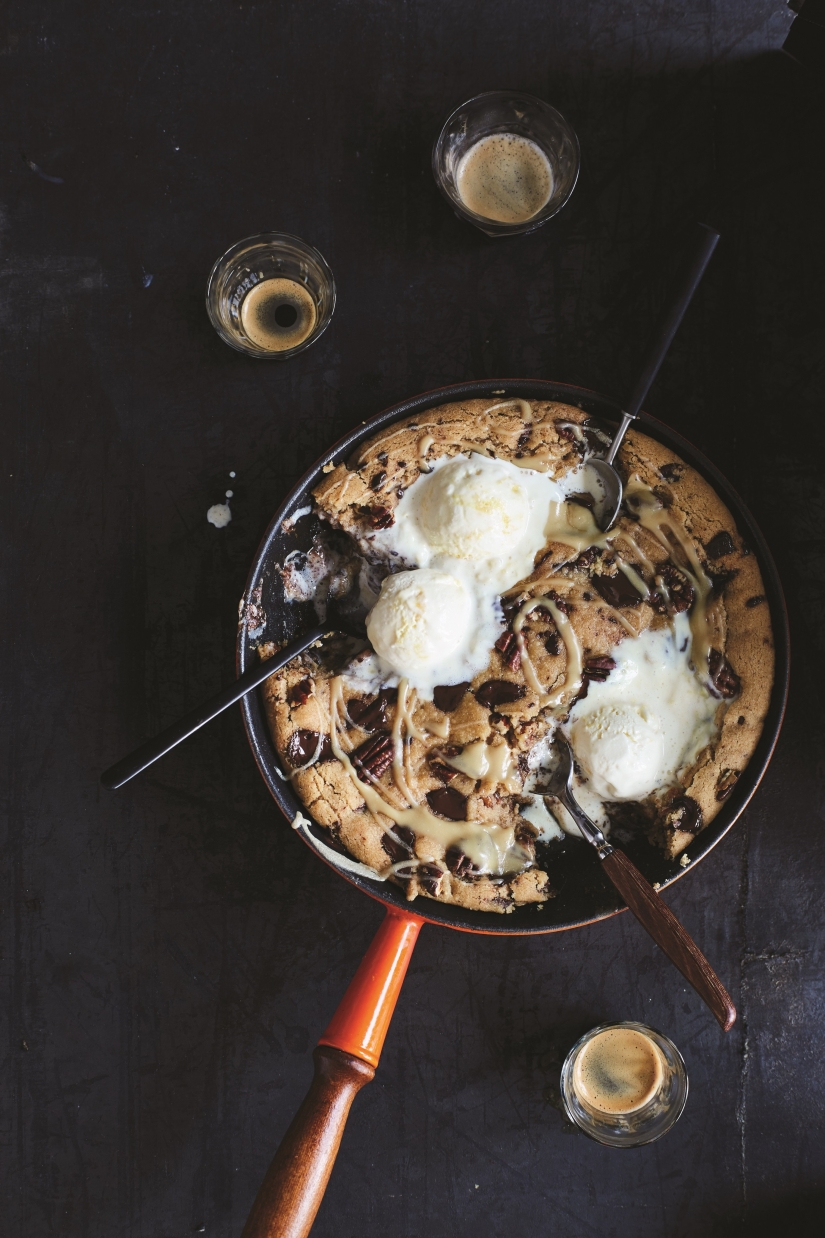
{"left": 240, "top": 277, "right": 317, "bottom": 353}
{"left": 572, "top": 1026, "right": 665, "bottom": 1115}
{"left": 455, "top": 133, "right": 553, "bottom": 224}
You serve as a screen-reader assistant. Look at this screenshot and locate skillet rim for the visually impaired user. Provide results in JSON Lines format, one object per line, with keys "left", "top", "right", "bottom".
{"left": 237, "top": 378, "right": 790, "bottom": 935}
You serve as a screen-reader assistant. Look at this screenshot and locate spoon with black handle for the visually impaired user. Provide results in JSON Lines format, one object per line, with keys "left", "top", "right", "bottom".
{"left": 545, "top": 735, "right": 736, "bottom": 1031}
{"left": 100, "top": 594, "right": 368, "bottom": 789}
{"left": 588, "top": 222, "right": 721, "bottom": 531}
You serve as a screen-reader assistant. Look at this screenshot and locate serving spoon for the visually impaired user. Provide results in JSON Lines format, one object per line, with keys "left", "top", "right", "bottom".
{"left": 100, "top": 592, "right": 369, "bottom": 790}
{"left": 589, "top": 222, "right": 720, "bottom": 531}
{"left": 544, "top": 735, "right": 736, "bottom": 1030}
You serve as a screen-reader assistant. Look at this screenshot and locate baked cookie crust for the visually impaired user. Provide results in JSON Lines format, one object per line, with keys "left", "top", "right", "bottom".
{"left": 260, "top": 399, "right": 774, "bottom": 913}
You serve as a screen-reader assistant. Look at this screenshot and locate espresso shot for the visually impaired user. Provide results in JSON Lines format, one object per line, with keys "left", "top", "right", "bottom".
{"left": 206, "top": 231, "right": 335, "bottom": 359}
{"left": 433, "top": 90, "right": 579, "bottom": 236}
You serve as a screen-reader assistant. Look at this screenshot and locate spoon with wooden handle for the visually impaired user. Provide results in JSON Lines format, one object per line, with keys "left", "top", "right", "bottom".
{"left": 545, "top": 736, "right": 736, "bottom": 1031}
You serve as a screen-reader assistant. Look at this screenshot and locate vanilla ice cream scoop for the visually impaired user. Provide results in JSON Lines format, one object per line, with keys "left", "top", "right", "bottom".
{"left": 367, "top": 568, "right": 471, "bottom": 678}
{"left": 571, "top": 703, "right": 665, "bottom": 800}
{"left": 417, "top": 456, "right": 531, "bottom": 560}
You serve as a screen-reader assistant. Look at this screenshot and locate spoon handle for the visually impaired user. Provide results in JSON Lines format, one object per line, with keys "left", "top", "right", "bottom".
{"left": 100, "top": 625, "right": 326, "bottom": 790}
{"left": 606, "top": 223, "right": 720, "bottom": 465}
{"left": 599, "top": 846, "right": 736, "bottom": 1031}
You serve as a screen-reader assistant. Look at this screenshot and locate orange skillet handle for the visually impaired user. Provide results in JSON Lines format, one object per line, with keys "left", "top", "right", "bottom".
{"left": 240, "top": 907, "right": 424, "bottom": 1238}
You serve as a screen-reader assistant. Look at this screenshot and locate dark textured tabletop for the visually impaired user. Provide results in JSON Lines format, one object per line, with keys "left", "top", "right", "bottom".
{"left": 3, "top": 2, "right": 825, "bottom": 1235}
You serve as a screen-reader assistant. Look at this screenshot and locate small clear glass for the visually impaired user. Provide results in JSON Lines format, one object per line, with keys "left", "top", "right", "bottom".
{"left": 206, "top": 231, "right": 335, "bottom": 359}
{"left": 432, "top": 90, "right": 580, "bottom": 237}
{"left": 560, "top": 1022, "right": 688, "bottom": 1148}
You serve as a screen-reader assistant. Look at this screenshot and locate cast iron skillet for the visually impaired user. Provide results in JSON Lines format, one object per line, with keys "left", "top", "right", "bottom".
{"left": 236, "top": 379, "right": 789, "bottom": 1238}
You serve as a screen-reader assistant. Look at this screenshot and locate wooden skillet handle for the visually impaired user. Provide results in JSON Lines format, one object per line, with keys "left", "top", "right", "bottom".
{"left": 240, "top": 908, "right": 424, "bottom": 1238}
{"left": 240, "top": 1046, "right": 374, "bottom": 1238}
{"left": 600, "top": 847, "right": 736, "bottom": 1031}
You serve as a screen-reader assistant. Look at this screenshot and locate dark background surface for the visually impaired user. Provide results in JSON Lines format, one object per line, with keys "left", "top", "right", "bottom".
{"left": 2, "top": 2, "right": 824, "bottom": 1235}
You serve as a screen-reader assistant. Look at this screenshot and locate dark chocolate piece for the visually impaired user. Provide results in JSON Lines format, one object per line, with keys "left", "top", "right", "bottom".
{"left": 665, "top": 795, "right": 703, "bottom": 835}
{"left": 475, "top": 680, "right": 527, "bottom": 709}
{"left": 592, "top": 570, "right": 644, "bottom": 608}
{"left": 433, "top": 682, "right": 470, "bottom": 712}
{"left": 426, "top": 786, "right": 468, "bottom": 820}
{"left": 286, "top": 729, "right": 333, "bottom": 767}
{"left": 705, "top": 530, "right": 736, "bottom": 559}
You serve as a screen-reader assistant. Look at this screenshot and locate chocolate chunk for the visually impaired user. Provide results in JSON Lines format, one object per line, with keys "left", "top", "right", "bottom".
{"left": 286, "top": 729, "right": 333, "bottom": 767}
{"left": 658, "top": 463, "right": 683, "bottom": 482}
{"left": 746, "top": 594, "right": 766, "bottom": 609}
{"left": 352, "top": 732, "right": 394, "bottom": 779}
{"left": 475, "top": 680, "right": 527, "bottom": 709}
{"left": 665, "top": 795, "right": 703, "bottom": 835}
{"left": 433, "top": 682, "right": 470, "bottom": 712}
{"left": 348, "top": 688, "right": 398, "bottom": 731}
{"left": 567, "top": 491, "right": 595, "bottom": 510}
{"left": 592, "top": 570, "right": 644, "bottom": 608}
{"left": 288, "top": 678, "right": 313, "bottom": 707}
{"left": 397, "top": 460, "right": 407, "bottom": 468}
{"left": 705, "top": 530, "right": 735, "bottom": 559}
{"left": 516, "top": 427, "right": 531, "bottom": 451}
{"left": 708, "top": 649, "right": 740, "bottom": 699}
{"left": 716, "top": 768, "right": 740, "bottom": 802}
{"left": 584, "top": 428, "right": 607, "bottom": 453}
{"left": 417, "top": 863, "right": 445, "bottom": 895}
{"left": 544, "top": 630, "right": 562, "bottom": 656}
{"left": 583, "top": 655, "right": 616, "bottom": 682}
{"left": 381, "top": 825, "right": 416, "bottom": 862}
{"left": 651, "top": 562, "right": 695, "bottom": 614}
{"left": 426, "top": 787, "right": 467, "bottom": 821}
{"left": 575, "top": 547, "right": 598, "bottom": 569}
{"left": 737, "top": 715, "right": 746, "bottom": 726}
{"left": 708, "top": 567, "right": 738, "bottom": 597}
{"left": 370, "top": 470, "right": 387, "bottom": 491}
{"left": 445, "top": 846, "right": 480, "bottom": 879}
{"left": 377, "top": 451, "right": 388, "bottom": 464}
{"left": 358, "top": 504, "right": 394, "bottom": 529}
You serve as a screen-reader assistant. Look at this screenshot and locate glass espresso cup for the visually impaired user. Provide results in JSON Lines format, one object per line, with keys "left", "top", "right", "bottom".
{"left": 432, "top": 90, "right": 580, "bottom": 237}
{"left": 560, "top": 1022, "right": 688, "bottom": 1147}
{"left": 206, "top": 231, "right": 335, "bottom": 359}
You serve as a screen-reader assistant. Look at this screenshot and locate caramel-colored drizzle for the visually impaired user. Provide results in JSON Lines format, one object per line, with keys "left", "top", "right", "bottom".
{"left": 513, "top": 596, "right": 583, "bottom": 709}
{"left": 326, "top": 677, "right": 524, "bottom": 875}
{"left": 417, "top": 433, "right": 435, "bottom": 473}
{"left": 624, "top": 478, "right": 715, "bottom": 683}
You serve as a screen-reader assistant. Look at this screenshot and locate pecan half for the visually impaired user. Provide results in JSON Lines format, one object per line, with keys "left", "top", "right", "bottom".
{"left": 352, "top": 732, "right": 394, "bottom": 779}
{"left": 651, "top": 563, "right": 695, "bottom": 615}
{"left": 708, "top": 649, "right": 740, "bottom": 699}
{"left": 494, "top": 630, "right": 521, "bottom": 671}
{"left": 288, "top": 678, "right": 313, "bottom": 707}
{"left": 446, "top": 845, "right": 481, "bottom": 879}
{"left": 583, "top": 655, "right": 616, "bottom": 682}
{"left": 716, "top": 769, "right": 740, "bottom": 802}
